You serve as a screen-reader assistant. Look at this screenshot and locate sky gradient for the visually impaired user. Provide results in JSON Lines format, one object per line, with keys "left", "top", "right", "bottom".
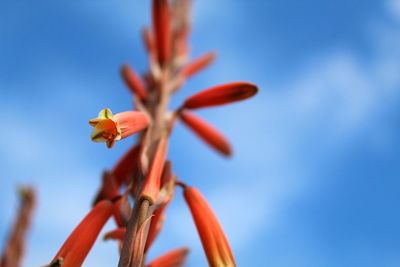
{"left": 1, "top": 0, "right": 400, "bottom": 266}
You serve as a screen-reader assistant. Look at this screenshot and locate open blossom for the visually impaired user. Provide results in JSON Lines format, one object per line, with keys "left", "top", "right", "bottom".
{"left": 89, "top": 108, "right": 149, "bottom": 148}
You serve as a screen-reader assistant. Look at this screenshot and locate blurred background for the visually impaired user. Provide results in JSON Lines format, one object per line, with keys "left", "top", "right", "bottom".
{"left": 1, "top": 0, "right": 400, "bottom": 266}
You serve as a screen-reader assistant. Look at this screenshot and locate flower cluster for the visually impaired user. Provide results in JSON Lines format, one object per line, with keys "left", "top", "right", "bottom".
{"left": 47, "top": 0, "right": 258, "bottom": 266}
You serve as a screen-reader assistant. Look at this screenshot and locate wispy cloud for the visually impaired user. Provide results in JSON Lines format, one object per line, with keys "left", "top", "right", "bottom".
{"left": 1, "top": 1, "right": 399, "bottom": 266}
{"left": 163, "top": 2, "right": 400, "bottom": 265}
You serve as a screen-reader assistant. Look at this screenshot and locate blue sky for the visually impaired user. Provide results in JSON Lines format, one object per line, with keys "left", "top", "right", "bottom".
{"left": 1, "top": 0, "right": 400, "bottom": 266}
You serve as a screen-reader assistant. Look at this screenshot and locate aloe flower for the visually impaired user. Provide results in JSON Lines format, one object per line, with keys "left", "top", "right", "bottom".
{"left": 81, "top": 1, "right": 258, "bottom": 266}
{"left": 140, "top": 133, "right": 169, "bottom": 204}
{"left": 180, "top": 52, "right": 216, "bottom": 78}
{"left": 152, "top": 0, "right": 171, "bottom": 65}
{"left": 89, "top": 108, "right": 149, "bottom": 148}
{"left": 110, "top": 144, "right": 140, "bottom": 186}
{"left": 182, "top": 82, "right": 258, "bottom": 109}
{"left": 146, "top": 247, "right": 189, "bottom": 267}
{"left": 179, "top": 110, "right": 232, "bottom": 156}
{"left": 48, "top": 200, "right": 113, "bottom": 267}
{"left": 121, "top": 64, "right": 148, "bottom": 100}
{"left": 104, "top": 228, "right": 126, "bottom": 242}
{"left": 183, "top": 186, "right": 236, "bottom": 267}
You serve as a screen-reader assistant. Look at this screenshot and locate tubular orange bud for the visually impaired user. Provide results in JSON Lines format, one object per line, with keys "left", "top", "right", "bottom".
{"left": 112, "top": 195, "right": 131, "bottom": 228}
{"left": 142, "top": 27, "right": 156, "bottom": 56}
{"left": 93, "top": 172, "right": 120, "bottom": 205}
{"left": 152, "top": 0, "right": 171, "bottom": 65}
{"left": 111, "top": 144, "right": 140, "bottom": 186}
{"left": 160, "top": 161, "right": 173, "bottom": 188}
{"left": 145, "top": 161, "right": 175, "bottom": 252}
{"left": 182, "top": 82, "right": 258, "bottom": 110}
{"left": 140, "top": 133, "right": 169, "bottom": 204}
{"left": 175, "top": 30, "right": 190, "bottom": 62}
{"left": 180, "top": 111, "right": 232, "bottom": 156}
{"left": 146, "top": 247, "right": 189, "bottom": 267}
{"left": 156, "top": 161, "right": 175, "bottom": 206}
{"left": 183, "top": 187, "right": 236, "bottom": 267}
{"left": 180, "top": 52, "right": 216, "bottom": 78}
{"left": 89, "top": 108, "right": 150, "bottom": 148}
{"left": 121, "top": 64, "right": 148, "bottom": 100}
{"left": 49, "top": 200, "right": 113, "bottom": 267}
{"left": 104, "top": 228, "right": 126, "bottom": 242}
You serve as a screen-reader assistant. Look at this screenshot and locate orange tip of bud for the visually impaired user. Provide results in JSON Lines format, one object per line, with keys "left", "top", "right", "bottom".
{"left": 103, "top": 228, "right": 126, "bottom": 241}
{"left": 180, "top": 52, "right": 216, "bottom": 78}
{"left": 183, "top": 82, "right": 258, "bottom": 110}
{"left": 180, "top": 111, "right": 232, "bottom": 157}
{"left": 89, "top": 108, "right": 150, "bottom": 148}
{"left": 121, "top": 64, "right": 148, "bottom": 100}
{"left": 112, "top": 194, "right": 131, "bottom": 228}
{"left": 142, "top": 27, "right": 156, "bottom": 56}
{"left": 92, "top": 172, "right": 120, "bottom": 206}
{"left": 152, "top": 0, "right": 171, "bottom": 65}
{"left": 146, "top": 247, "right": 189, "bottom": 267}
{"left": 111, "top": 144, "right": 140, "bottom": 186}
{"left": 49, "top": 200, "right": 113, "bottom": 267}
{"left": 183, "top": 187, "right": 236, "bottom": 267}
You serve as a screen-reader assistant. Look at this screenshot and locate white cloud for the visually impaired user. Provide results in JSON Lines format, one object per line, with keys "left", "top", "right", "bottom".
{"left": 2, "top": 1, "right": 400, "bottom": 266}
{"left": 164, "top": 5, "right": 400, "bottom": 264}
{"left": 387, "top": 0, "right": 400, "bottom": 21}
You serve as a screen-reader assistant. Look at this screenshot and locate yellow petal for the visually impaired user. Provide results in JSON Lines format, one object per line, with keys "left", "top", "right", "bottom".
{"left": 89, "top": 118, "right": 101, "bottom": 126}
{"left": 98, "top": 108, "right": 113, "bottom": 119}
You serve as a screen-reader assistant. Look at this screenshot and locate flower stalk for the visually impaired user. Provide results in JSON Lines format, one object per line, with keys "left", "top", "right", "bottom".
{"left": 0, "top": 187, "right": 36, "bottom": 267}
{"left": 45, "top": 0, "right": 258, "bottom": 266}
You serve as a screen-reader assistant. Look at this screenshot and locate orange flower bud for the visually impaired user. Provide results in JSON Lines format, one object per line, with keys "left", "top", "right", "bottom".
{"left": 146, "top": 247, "right": 189, "bottom": 267}
{"left": 92, "top": 172, "right": 119, "bottom": 205}
{"left": 142, "top": 27, "right": 156, "bottom": 57}
{"left": 180, "top": 111, "right": 232, "bottom": 156}
{"left": 174, "top": 30, "right": 190, "bottom": 64}
{"left": 183, "top": 82, "right": 258, "bottom": 110}
{"left": 140, "top": 133, "right": 169, "bottom": 204}
{"left": 152, "top": 0, "right": 171, "bottom": 65}
{"left": 157, "top": 161, "right": 175, "bottom": 206}
{"left": 121, "top": 64, "right": 148, "bottom": 100}
{"left": 183, "top": 187, "right": 236, "bottom": 267}
{"left": 145, "top": 161, "right": 175, "bottom": 252}
{"left": 110, "top": 144, "right": 140, "bottom": 186}
{"left": 180, "top": 52, "right": 216, "bottom": 78}
{"left": 49, "top": 200, "right": 113, "bottom": 267}
{"left": 89, "top": 108, "right": 149, "bottom": 148}
{"left": 104, "top": 228, "right": 126, "bottom": 242}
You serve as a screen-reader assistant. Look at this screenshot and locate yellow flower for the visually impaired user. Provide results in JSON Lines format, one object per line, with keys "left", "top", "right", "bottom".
{"left": 89, "top": 108, "right": 149, "bottom": 148}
